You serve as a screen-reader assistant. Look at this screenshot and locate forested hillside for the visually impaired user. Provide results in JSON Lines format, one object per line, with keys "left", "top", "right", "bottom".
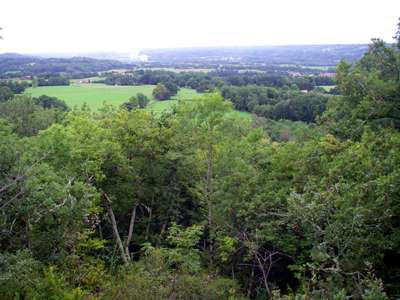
{"left": 142, "top": 44, "right": 368, "bottom": 66}
{"left": 0, "top": 54, "right": 129, "bottom": 79}
{"left": 0, "top": 24, "right": 400, "bottom": 300}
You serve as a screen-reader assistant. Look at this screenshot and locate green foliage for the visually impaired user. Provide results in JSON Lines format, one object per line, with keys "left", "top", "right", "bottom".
{"left": 153, "top": 82, "right": 178, "bottom": 100}
{"left": 34, "top": 94, "right": 69, "bottom": 111}
{"left": 0, "top": 80, "right": 29, "bottom": 93}
{"left": 37, "top": 74, "right": 70, "bottom": 86}
{"left": 0, "top": 95, "right": 63, "bottom": 136}
{"left": 0, "top": 86, "right": 14, "bottom": 102}
{"left": 260, "top": 119, "right": 323, "bottom": 142}
{"left": 321, "top": 40, "right": 400, "bottom": 139}
{"left": 164, "top": 223, "right": 204, "bottom": 273}
{"left": 101, "top": 241, "right": 245, "bottom": 300}
{"left": 121, "top": 92, "right": 150, "bottom": 110}
{"left": 1, "top": 25, "right": 400, "bottom": 299}
{"left": 221, "top": 85, "right": 329, "bottom": 123}
{"left": 0, "top": 251, "right": 87, "bottom": 300}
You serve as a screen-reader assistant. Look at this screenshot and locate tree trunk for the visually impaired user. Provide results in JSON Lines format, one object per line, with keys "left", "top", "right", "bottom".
{"left": 255, "top": 252, "right": 271, "bottom": 298}
{"left": 124, "top": 206, "right": 136, "bottom": 259}
{"left": 103, "top": 193, "right": 129, "bottom": 264}
{"left": 25, "top": 218, "right": 32, "bottom": 250}
{"left": 247, "top": 264, "right": 255, "bottom": 298}
{"left": 145, "top": 206, "right": 152, "bottom": 241}
{"left": 145, "top": 193, "right": 154, "bottom": 241}
{"left": 206, "top": 143, "right": 214, "bottom": 266}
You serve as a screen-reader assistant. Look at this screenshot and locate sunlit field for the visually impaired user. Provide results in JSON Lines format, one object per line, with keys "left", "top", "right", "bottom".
{"left": 25, "top": 84, "right": 198, "bottom": 111}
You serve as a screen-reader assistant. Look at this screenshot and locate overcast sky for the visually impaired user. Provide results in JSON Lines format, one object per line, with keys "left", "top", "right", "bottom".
{"left": 0, "top": 0, "right": 399, "bottom": 54}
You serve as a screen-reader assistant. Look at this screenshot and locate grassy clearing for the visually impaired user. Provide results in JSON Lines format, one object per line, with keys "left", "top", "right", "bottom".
{"left": 146, "top": 89, "right": 200, "bottom": 115}
{"left": 278, "top": 64, "right": 333, "bottom": 71}
{"left": 70, "top": 77, "right": 105, "bottom": 84}
{"left": 25, "top": 83, "right": 252, "bottom": 120}
{"left": 138, "top": 67, "right": 213, "bottom": 73}
{"left": 26, "top": 84, "right": 156, "bottom": 110}
{"left": 26, "top": 84, "right": 200, "bottom": 111}
{"left": 227, "top": 110, "right": 253, "bottom": 121}
{"left": 301, "top": 66, "right": 333, "bottom": 71}
{"left": 318, "top": 85, "right": 336, "bottom": 91}
{"left": 146, "top": 90, "right": 252, "bottom": 120}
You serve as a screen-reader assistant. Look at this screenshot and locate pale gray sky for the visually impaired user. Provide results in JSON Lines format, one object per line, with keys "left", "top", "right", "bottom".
{"left": 0, "top": 0, "right": 399, "bottom": 54}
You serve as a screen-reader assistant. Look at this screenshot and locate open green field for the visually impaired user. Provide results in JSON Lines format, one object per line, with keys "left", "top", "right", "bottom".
{"left": 25, "top": 84, "right": 199, "bottom": 111}
{"left": 25, "top": 83, "right": 252, "bottom": 120}
{"left": 318, "top": 85, "right": 336, "bottom": 92}
{"left": 278, "top": 64, "right": 334, "bottom": 71}
{"left": 70, "top": 77, "right": 105, "bottom": 84}
{"left": 146, "top": 88, "right": 200, "bottom": 115}
{"left": 26, "top": 84, "right": 156, "bottom": 110}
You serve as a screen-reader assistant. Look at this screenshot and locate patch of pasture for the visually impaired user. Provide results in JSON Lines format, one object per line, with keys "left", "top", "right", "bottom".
{"left": 25, "top": 84, "right": 251, "bottom": 120}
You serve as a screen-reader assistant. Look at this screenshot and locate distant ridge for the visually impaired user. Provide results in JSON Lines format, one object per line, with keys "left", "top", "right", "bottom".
{"left": 0, "top": 53, "right": 36, "bottom": 59}
{"left": 1, "top": 44, "right": 370, "bottom": 65}
{"left": 0, "top": 53, "right": 132, "bottom": 78}
{"left": 140, "top": 44, "right": 370, "bottom": 66}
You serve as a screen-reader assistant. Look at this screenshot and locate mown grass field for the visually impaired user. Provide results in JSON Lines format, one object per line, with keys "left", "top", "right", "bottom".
{"left": 318, "top": 85, "right": 336, "bottom": 92}
{"left": 25, "top": 84, "right": 199, "bottom": 111}
{"left": 146, "top": 88, "right": 200, "bottom": 115}
{"left": 25, "top": 83, "right": 252, "bottom": 120}
{"left": 26, "top": 84, "right": 156, "bottom": 110}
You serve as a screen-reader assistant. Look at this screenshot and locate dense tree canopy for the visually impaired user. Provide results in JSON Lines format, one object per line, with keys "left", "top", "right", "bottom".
{"left": 121, "top": 92, "right": 150, "bottom": 110}
{"left": 0, "top": 86, "right": 13, "bottom": 102}
{"left": 0, "top": 23, "right": 399, "bottom": 300}
{"left": 152, "top": 82, "right": 178, "bottom": 100}
{"left": 321, "top": 38, "right": 400, "bottom": 139}
{"left": 221, "top": 85, "right": 329, "bottom": 122}
{"left": 34, "top": 95, "right": 69, "bottom": 111}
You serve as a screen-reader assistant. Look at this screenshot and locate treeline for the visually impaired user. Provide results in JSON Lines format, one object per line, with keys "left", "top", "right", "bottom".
{"left": 35, "top": 74, "right": 70, "bottom": 86}
{"left": 0, "top": 80, "right": 30, "bottom": 102}
{"left": 0, "top": 54, "right": 130, "bottom": 79}
{"left": 213, "top": 71, "right": 335, "bottom": 89}
{"left": 103, "top": 69, "right": 335, "bottom": 93}
{"left": 0, "top": 80, "right": 29, "bottom": 93}
{"left": 142, "top": 44, "right": 368, "bottom": 66}
{"left": 221, "top": 85, "right": 330, "bottom": 123}
{"left": 102, "top": 70, "right": 218, "bottom": 92}
{"left": 0, "top": 78, "right": 71, "bottom": 104}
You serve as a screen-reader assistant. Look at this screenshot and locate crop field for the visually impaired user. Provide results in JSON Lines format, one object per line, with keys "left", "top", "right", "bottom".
{"left": 25, "top": 84, "right": 156, "bottom": 110}
{"left": 25, "top": 83, "right": 252, "bottom": 119}
{"left": 25, "top": 84, "right": 197, "bottom": 111}
{"left": 318, "top": 85, "right": 336, "bottom": 91}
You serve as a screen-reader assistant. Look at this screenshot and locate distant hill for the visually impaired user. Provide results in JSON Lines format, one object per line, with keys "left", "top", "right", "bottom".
{"left": 33, "top": 52, "right": 145, "bottom": 62}
{"left": 18, "top": 44, "right": 371, "bottom": 67}
{"left": 0, "top": 54, "right": 132, "bottom": 79}
{"left": 0, "top": 44, "right": 372, "bottom": 79}
{"left": 141, "top": 44, "right": 370, "bottom": 66}
{"left": 0, "top": 53, "right": 35, "bottom": 59}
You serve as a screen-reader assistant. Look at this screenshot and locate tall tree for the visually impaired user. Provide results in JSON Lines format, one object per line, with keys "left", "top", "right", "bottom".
{"left": 176, "top": 92, "right": 233, "bottom": 265}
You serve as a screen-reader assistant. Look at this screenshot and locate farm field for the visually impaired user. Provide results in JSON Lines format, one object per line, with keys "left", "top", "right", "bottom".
{"left": 70, "top": 76, "right": 105, "bottom": 84}
{"left": 25, "top": 83, "right": 252, "bottom": 119}
{"left": 25, "top": 84, "right": 197, "bottom": 111}
{"left": 26, "top": 84, "right": 156, "bottom": 110}
{"left": 146, "top": 88, "right": 200, "bottom": 115}
{"left": 318, "top": 85, "right": 336, "bottom": 91}
{"left": 278, "top": 64, "right": 333, "bottom": 71}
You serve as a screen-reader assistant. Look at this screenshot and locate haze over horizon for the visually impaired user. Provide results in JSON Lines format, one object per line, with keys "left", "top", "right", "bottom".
{"left": 1, "top": 0, "right": 399, "bottom": 54}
